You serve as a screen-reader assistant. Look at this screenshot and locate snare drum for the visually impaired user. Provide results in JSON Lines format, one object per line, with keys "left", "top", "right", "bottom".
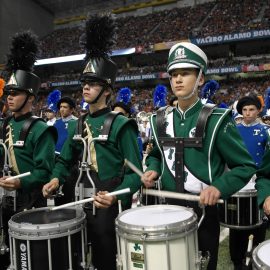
{"left": 115, "top": 205, "right": 199, "bottom": 270}
{"left": 8, "top": 207, "right": 87, "bottom": 270}
{"left": 219, "top": 183, "right": 263, "bottom": 229}
{"left": 252, "top": 239, "right": 270, "bottom": 269}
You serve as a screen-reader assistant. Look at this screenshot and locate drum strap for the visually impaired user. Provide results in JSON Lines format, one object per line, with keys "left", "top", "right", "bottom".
{"left": 19, "top": 116, "right": 45, "bottom": 144}
{"left": 100, "top": 111, "right": 123, "bottom": 143}
{"left": 76, "top": 111, "right": 122, "bottom": 140}
{"left": 156, "top": 104, "right": 216, "bottom": 192}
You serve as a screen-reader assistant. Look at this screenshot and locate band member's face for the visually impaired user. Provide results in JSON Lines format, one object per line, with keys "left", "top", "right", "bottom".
{"left": 242, "top": 105, "right": 259, "bottom": 124}
{"left": 46, "top": 111, "right": 55, "bottom": 120}
{"left": 59, "top": 102, "right": 73, "bottom": 118}
{"left": 7, "top": 90, "right": 28, "bottom": 112}
{"left": 82, "top": 82, "right": 104, "bottom": 103}
{"left": 170, "top": 68, "right": 203, "bottom": 99}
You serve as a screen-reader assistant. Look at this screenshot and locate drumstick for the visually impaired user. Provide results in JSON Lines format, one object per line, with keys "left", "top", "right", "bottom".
{"left": 142, "top": 188, "right": 224, "bottom": 204}
{"left": 124, "top": 159, "right": 143, "bottom": 177}
{"left": 51, "top": 188, "right": 131, "bottom": 211}
{"left": 5, "top": 172, "right": 31, "bottom": 181}
{"left": 245, "top": 234, "right": 254, "bottom": 266}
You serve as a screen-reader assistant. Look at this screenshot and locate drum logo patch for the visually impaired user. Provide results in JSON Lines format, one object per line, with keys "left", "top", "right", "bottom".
{"left": 129, "top": 242, "right": 144, "bottom": 269}
{"left": 19, "top": 243, "right": 28, "bottom": 269}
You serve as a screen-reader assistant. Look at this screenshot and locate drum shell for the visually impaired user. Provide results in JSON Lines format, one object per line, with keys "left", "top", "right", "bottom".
{"left": 8, "top": 207, "right": 86, "bottom": 270}
{"left": 116, "top": 205, "right": 199, "bottom": 270}
{"left": 219, "top": 189, "right": 263, "bottom": 229}
{"left": 252, "top": 239, "right": 270, "bottom": 269}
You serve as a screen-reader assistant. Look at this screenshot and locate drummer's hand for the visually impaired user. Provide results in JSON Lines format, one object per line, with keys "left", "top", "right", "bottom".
{"left": 0, "top": 176, "right": 21, "bottom": 190}
{"left": 263, "top": 196, "right": 270, "bottom": 216}
{"left": 93, "top": 191, "right": 117, "bottom": 209}
{"left": 42, "top": 178, "right": 59, "bottom": 198}
{"left": 200, "top": 186, "right": 221, "bottom": 206}
{"left": 141, "top": 170, "right": 158, "bottom": 188}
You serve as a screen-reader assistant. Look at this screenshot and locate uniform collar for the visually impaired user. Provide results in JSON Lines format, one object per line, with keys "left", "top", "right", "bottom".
{"left": 13, "top": 112, "right": 33, "bottom": 122}
{"left": 176, "top": 98, "right": 202, "bottom": 119}
{"left": 89, "top": 107, "right": 111, "bottom": 118}
{"left": 242, "top": 120, "right": 260, "bottom": 127}
{"left": 62, "top": 115, "right": 75, "bottom": 122}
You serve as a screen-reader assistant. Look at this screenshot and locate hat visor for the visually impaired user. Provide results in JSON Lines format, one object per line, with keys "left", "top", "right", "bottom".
{"left": 168, "top": 63, "right": 199, "bottom": 73}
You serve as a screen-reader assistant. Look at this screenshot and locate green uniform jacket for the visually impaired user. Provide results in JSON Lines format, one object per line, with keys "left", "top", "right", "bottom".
{"left": 0, "top": 113, "right": 57, "bottom": 191}
{"left": 51, "top": 109, "right": 142, "bottom": 206}
{"left": 255, "top": 150, "right": 270, "bottom": 206}
{"left": 146, "top": 100, "right": 257, "bottom": 200}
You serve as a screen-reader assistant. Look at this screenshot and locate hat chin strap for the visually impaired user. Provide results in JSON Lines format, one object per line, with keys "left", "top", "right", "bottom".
{"left": 88, "top": 87, "right": 106, "bottom": 105}
{"left": 13, "top": 94, "right": 30, "bottom": 113}
{"left": 173, "top": 68, "right": 203, "bottom": 101}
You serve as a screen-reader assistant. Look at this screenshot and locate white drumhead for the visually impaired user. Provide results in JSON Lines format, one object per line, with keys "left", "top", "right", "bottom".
{"left": 257, "top": 241, "right": 270, "bottom": 266}
{"left": 119, "top": 205, "right": 193, "bottom": 227}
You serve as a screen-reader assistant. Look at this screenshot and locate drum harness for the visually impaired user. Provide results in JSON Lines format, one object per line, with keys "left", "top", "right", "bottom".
{"left": 155, "top": 104, "right": 216, "bottom": 270}
{"left": 0, "top": 115, "right": 44, "bottom": 256}
{"left": 73, "top": 111, "right": 123, "bottom": 216}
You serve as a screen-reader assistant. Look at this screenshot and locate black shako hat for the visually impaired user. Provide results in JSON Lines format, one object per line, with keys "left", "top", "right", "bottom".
{"left": 4, "top": 31, "right": 40, "bottom": 96}
{"left": 80, "top": 14, "right": 117, "bottom": 89}
{"left": 236, "top": 95, "right": 261, "bottom": 114}
{"left": 57, "top": 96, "right": 76, "bottom": 110}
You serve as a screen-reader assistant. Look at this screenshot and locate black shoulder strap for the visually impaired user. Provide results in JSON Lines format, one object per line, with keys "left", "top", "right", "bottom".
{"left": 101, "top": 111, "right": 123, "bottom": 137}
{"left": 19, "top": 116, "right": 45, "bottom": 143}
{"left": 156, "top": 106, "right": 169, "bottom": 137}
{"left": 195, "top": 103, "right": 217, "bottom": 138}
{"left": 76, "top": 113, "right": 88, "bottom": 136}
{"left": 0, "top": 116, "right": 13, "bottom": 140}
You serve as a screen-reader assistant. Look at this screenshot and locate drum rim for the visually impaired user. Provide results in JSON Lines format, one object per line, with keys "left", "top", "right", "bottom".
{"left": 232, "top": 189, "right": 257, "bottom": 197}
{"left": 252, "top": 239, "right": 270, "bottom": 269}
{"left": 219, "top": 221, "right": 263, "bottom": 230}
{"left": 115, "top": 205, "right": 198, "bottom": 240}
{"left": 8, "top": 206, "right": 86, "bottom": 238}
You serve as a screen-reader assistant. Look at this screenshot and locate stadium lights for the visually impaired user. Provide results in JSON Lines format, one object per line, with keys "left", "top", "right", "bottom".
{"left": 35, "top": 48, "right": 136, "bottom": 66}
{"left": 35, "top": 54, "right": 85, "bottom": 65}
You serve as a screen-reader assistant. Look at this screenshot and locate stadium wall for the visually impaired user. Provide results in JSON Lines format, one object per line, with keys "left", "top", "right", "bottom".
{"left": 0, "top": 0, "right": 53, "bottom": 63}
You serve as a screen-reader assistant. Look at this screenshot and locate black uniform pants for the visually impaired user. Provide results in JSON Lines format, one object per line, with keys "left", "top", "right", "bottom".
{"left": 85, "top": 205, "right": 119, "bottom": 270}
{"left": 83, "top": 172, "right": 125, "bottom": 270}
{"left": 166, "top": 198, "right": 220, "bottom": 270}
{"left": 229, "top": 224, "right": 267, "bottom": 267}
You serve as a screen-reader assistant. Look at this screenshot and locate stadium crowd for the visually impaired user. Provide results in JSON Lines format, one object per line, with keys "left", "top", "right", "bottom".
{"left": 39, "top": 0, "right": 270, "bottom": 58}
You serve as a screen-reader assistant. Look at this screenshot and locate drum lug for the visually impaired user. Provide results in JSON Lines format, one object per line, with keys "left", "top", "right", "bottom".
{"left": 116, "top": 254, "right": 123, "bottom": 270}
{"left": 198, "top": 251, "right": 210, "bottom": 270}
{"left": 140, "top": 233, "right": 147, "bottom": 241}
{"left": 0, "top": 230, "right": 9, "bottom": 255}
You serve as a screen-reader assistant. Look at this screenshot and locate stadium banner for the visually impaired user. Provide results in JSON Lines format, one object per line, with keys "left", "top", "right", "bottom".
{"left": 50, "top": 80, "right": 80, "bottom": 87}
{"left": 206, "top": 66, "right": 241, "bottom": 74}
{"left": 116, "top": 73, "right": 157, "bottom": 82}
{"left": 191, "top": 29, "right": 270, "bottom": 45}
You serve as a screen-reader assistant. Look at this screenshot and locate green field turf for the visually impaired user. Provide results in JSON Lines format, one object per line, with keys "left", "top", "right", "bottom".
{"left": 217, "top": 227, "right": 270, "bottom": 269}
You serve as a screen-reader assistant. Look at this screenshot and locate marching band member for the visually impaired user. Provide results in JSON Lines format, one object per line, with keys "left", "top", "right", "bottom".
{"left": 42, "top": 14, "right": 142, "bottom": 270}
{"left": 229, "top": 95, "right": 270, "bottom": 269}
{"left": 54, "top": 96, "right": 77, "bottom": 155}
{"left": 0, "top": 31, "right": 57, "bottom": 269}
{"left": 45, "top": 89, "right": 61, "bottom": 126}
{"left": 112, "top": 87, "right": 144, "bottom": 160}
{"left": 141, "top": 42, "right": 257, "bottom": 270}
